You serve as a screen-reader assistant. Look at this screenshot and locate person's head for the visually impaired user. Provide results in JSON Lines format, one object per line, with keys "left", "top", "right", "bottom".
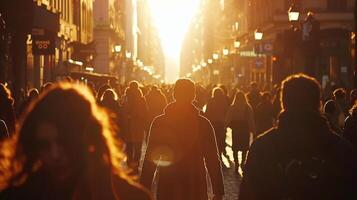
{"left": 1, "top": 83, "right": 124, "bottom": 190}
{"left": 232, "top": 90, "right": 248, "bottom": 106}
{"left": 97, "top": 84, "right": 111, "bottom": 100}
{"left": 129, "top": 81, "right": 139, "bottom": 90}
{"left": 212, "top": 87, "right": 224, "bottom": 99}
{"left": 250, "top": 82, "right": 258, "bottom": 91}
{"left": 261, "top": 92, "right": 271, "bottom": 102}
{"left": 281, "top": 74, "right": 321, "bottom": 113}
{"left": 173, "top": 78, "right": 195, "bottom": 103}
{"left": 101, "top": 89, "right": 118, "bottom": 102}
{"left": 151, "top": 85, "right": 158, "bottom": 92}
{"left": 323, "top": 100, "right": 337, "bottom": 115}
{"left": 27, "top": 88, "right": 39, "bottom": 102}
{"left": 333, "top": 88, "right": 346, "bottom": 101}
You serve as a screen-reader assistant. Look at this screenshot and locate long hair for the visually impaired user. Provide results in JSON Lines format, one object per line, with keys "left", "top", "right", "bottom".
{"left": 232, "top": 90, "right": 248, "bottom": 107}
{"left": 0, "top": 83, "right": 127, "bottom": 195}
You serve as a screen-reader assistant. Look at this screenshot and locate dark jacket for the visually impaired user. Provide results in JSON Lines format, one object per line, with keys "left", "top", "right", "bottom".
{"left": 239, "top": 111, "right": 357, "bottom": 200}
{"left": 343, "top": 115, "right": 357, "bottom": 150}
{"left": 140, "top": 102, "right": 224, "bottom": 200}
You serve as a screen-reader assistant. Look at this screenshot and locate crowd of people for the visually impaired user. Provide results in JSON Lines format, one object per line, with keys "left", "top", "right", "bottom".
{"left": 0, "top": 73, "right": 356, "bottom": 199}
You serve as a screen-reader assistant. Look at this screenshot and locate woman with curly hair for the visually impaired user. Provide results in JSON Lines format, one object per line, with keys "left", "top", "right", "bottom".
{"left": 0, "top": 82, "right": 152, "bottom": 199}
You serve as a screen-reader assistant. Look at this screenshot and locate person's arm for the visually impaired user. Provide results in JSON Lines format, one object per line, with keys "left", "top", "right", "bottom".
{"left": 238, "top": 141, "right": 261, "bottom": 200}
{"left": 224, "top": 107, "right": 232, "bottom": 128}
{"left": 140, "top": 119, "right": 160, "bottom": 190}
{"left": 202, "top": 118, "right": 225, "bottom": 197}
{"left": 248, "top": 106, "right": 256, "bottom": 136}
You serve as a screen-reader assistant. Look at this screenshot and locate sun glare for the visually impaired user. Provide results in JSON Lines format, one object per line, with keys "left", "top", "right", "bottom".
{"left": 149, "top": 0, "right": 200, "bottom": 82}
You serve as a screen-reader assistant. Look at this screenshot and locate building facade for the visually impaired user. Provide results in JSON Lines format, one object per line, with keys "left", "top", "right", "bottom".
{"left": 240, "top": 0, "right": 355, "bottom": 88}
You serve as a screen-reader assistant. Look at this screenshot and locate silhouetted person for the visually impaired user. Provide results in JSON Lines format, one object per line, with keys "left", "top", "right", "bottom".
{"left": 0, "top": 83, "right": 15, "bottom": 138}
{"left": 225, "top": 91, "right": 255, "bottom": 171}
{"left": 246, "top": 82, "right": 261, "bottom": 112}
{"left": 141, "top": 78, "right": 224, "bottom": 200}
{"left": 145, "top": 85, "right": 167, "bottom": 127}
{"left": 205, "top": 87, "right": 230, "bottom": 160}
{"left": 255, "top": 92, "right": 275, "bottom": 136}
{"left": 323, "top": 100, "right": 343, "bottom": 135}
{"left": 343, "top": 102, "right": 357, "bottom": 150}
{"left": 333, "top": 88, "right": 349, "bottom": 117}
{"left": 349, "top": 89, "right": 357, "bottom": 108}
{"left": 19, "top": 88, "right": 39, "bottom": 115}
{"left": 239, "top": 74, "right": 357, "bottom": 200}
{"left": 0, "top": 83, "right": 152, "bottom": 199}
{"left": 122, "top": 81, "right": 148, "bottom": 174}
{"left": 100, "top": 88, "right": 123, "bottom": 138}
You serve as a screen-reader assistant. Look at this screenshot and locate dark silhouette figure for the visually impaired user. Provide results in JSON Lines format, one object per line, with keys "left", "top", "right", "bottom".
{"left": 0, "top": 83, "right": 16, "bottom": 138}
{"left": 141, "top": 79, "right": 224, "bottom": 200}
{"left": 343, "top": 102, "right": 357, "bottom": 150}
{"left": 0, "top": 83, "right": 152, "bottom": 200}
{"left": 246, "top": 82, "right": 261, "bottom": 112}
{"left": 205, "top": 87, "right": 230, "bottom": 160}
{"left": 122, "top": 81, "right": 148, "bottom": 174}
{"left": 323, "top": 100, "right": 343, "bottom": 134}
{"left": 225, "top": 91, "right": 255, "bottom": 171}
{"left": 100, "top": 89, "right": 123, "bottom": 138}
{"left": 145, "top": 85, "right": 167, "bottom": 127}
{"left": 333, "top": 88, "right": 349, "bottom": 117}
{"left": 255, "top": 92, "right": 275, "bottom": 136}
{"left": 239, "top": 74, "right": 357, "bottom": 200}
{"left": 18, "top": 88, "right": 39, "bottom": 115}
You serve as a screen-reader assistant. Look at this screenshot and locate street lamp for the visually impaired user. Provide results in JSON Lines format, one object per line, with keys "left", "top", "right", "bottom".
{"left": 114, "top": 44, "right": 122, "bottom": 53}
{"left": 208, "top": 59, "right": 213, "bottom": 64}
{"left": 254, "top": 28, "right": 263, "bottom": 40}
{"left": 234, "top": 40, "right": 241, "bottom": 49}
{"left": 223, "top": 48, "right": 229, "bottom": 56}
{"left": 213, "top": 53, "right": 219, "bottom": 60}
{"left": 125, "top": 51, "right": 132, "bottom": 59}
{"left": 288, "top": 4, "right": 300, "bottom": 22}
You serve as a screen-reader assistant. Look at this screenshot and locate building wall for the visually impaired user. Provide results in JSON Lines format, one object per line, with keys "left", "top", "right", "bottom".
{"left": 94, "top": 0, "right": 124, "bottom": 75}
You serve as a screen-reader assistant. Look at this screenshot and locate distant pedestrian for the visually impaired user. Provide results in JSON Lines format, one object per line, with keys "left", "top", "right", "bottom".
{"left": 246, "top": 82, "right": 261, "bottom": 112}
{"left": 255, "top": 92, "right": 275, "bottom": 136}
{"left": 343, "top": 102, "right": 357, "bottom": 150}
{"left": 225, "top": 91, "right": 255, "bottom": 171}
{"left": 145, "top": 85, "right": 167, "bottom": 127}
{"left": 141, "top": 78, "right": 224, "bottom": 200}
{"left": 239, "top": 74, "right": 357, "bottom": 200}
{"left": 205, "top": 87, "right": 230, "bottom": 160}
{"left": 323, "top": 100, "right": 343, "bottom": 134}
{"left": 122, "top": 81, "right": 148, "bottom": 174}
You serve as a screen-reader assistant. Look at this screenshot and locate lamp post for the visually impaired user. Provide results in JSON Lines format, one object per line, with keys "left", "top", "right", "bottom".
{"left": 288, "top": 4, "right": 300, "bottom": 22}
{"left": 254, "top": 28, "right": 263, "bottom": 41}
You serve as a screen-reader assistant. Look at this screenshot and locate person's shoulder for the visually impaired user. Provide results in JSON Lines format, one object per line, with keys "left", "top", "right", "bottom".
{"left": 250, "top": 128, "right": 279, "bottom": 151}
{"left": 113, "top": 175, "right": 153, "bottom": 200}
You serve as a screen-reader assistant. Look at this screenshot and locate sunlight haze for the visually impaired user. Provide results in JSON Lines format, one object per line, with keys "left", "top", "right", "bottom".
{"left": 149, "top": 0, "right": 200, "bottom": 83}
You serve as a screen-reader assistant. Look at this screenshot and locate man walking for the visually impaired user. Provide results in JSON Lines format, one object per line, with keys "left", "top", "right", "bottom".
{"left": 239, "top": 74, "right": 357, "bottom": 200}
{"left": 141, "top": 78, "right": 224, "bottom": 200}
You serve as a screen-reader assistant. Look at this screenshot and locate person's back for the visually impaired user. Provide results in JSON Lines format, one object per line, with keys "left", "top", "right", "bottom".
{"left": 145, "top": 86, "right": 167, "bottom": 121}
{"left": 141, "top": 79, "right": 224, "bottom": 200}
{"left": 344, "top": 103, "right": 357, "bottom": 150}
{"left": 239, "top": 74, "right": 357, "bottom": 200}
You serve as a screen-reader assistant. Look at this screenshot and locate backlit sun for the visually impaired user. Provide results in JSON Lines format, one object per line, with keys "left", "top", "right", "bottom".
{"left": 149, "top": 0, "right": 201, "bottom": 82}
